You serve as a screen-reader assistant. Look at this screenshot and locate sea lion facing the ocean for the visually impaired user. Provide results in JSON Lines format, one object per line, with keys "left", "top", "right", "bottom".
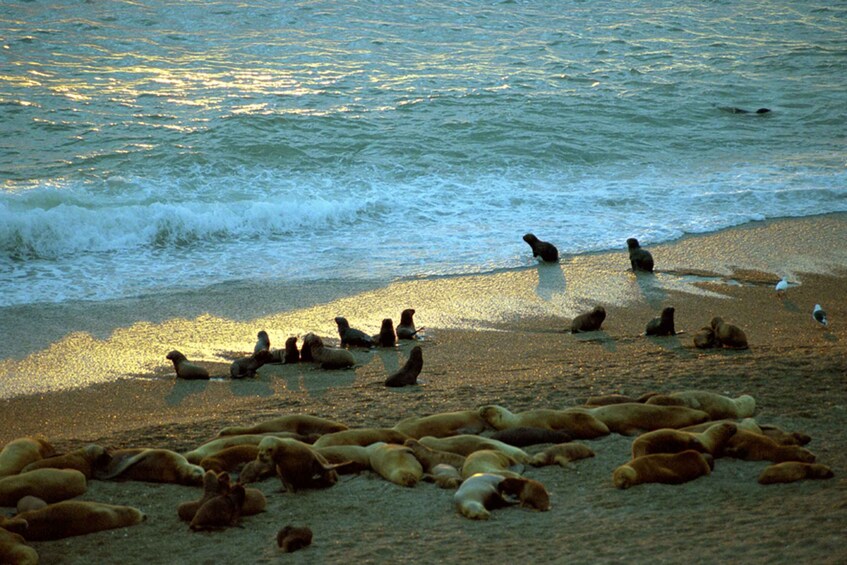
{"left": 396, "top": 308, "right": 421, "bottom": 340}
{"left": 166, "top": 350, "right": 210, "bottom": 380}
{"left": 646, "top": 307, "right": 675, "bottom": 336}
{"left": 283, "top": 337, "right": 300, "bottom": 363}
{"left": 570, "top": 306, "right": 606, "bottom": 333}
{"left": 626, "top": 238, "right": 654, "bottom": 272}
{"left": 375, "top": 318, "right": 397, "bottom": 347}
{"left": 334, "top": 316, "right": 375, "bottom": 348}
{"left": 254, "top": 330, "right": 270, "bottom": 354}
{"left": 523, "top": 233, "right": 559, "bottom": 263}
{"left": 385, "top": 346, "right": 423, "bottom": 387}
{"left": 229, "top": 349, "right": 274, "bottom": 379}
{"left": 302, "top": 333, "right": 355, "bottom": 369}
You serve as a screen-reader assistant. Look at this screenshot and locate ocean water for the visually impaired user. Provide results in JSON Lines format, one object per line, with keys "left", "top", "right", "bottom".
{"left": 1, "top": 0, "right": 846, "bottom": 309}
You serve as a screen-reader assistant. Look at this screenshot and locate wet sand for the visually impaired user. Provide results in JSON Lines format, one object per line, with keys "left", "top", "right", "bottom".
{"left": 1, "top": 214, "right": 846, "bottom": 564}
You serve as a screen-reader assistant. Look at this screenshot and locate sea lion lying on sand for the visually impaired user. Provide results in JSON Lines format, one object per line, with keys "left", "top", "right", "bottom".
{"left": 692, "top": 325, "right": 717, "bottom": 349}
{"left": 0, "top": 525, "right": 37, "bottom": 565}
{"left": 312, "top": 428, "right": 409, "bottom": 448}
{"left": 757, "top": 462, "right": 834, "bottom": 485}
{"left": 229, "top": 349, "right": 274, "bottom": 378}
{"left": 366, "top": 442, "right": 423, "bottom": 487}
{"left": 302, "top": 333, "right": 355, "bottom": 369}
{"left": 166, "top": 350, "right": 210, "bottom": 380}
{"left": 218, "top": 414, "right": 348, "bottom": 437}
{"left": 394, "top": 410, "right": 487, "bottom": 439}
{"left": 0, "top": 469, "right": 87, "bottom": 506}
{"left": 571, "top": 306, "right": 606, "bottom": 333}
{"left": 21, "top": 444, "right": 109, "bottom": 479}
{"left": 94, "top": 448, "right": 204, "bottom": 486}
{"left": 478, "top": 405, "right": 610, "bottom": 439}
{"left": 13, "top": 500, "right": 146, "bottom": 541}
{"left": 613, "top": 450, "right": 713, "bottom": 489}
{"left": 489, "top": 427, "right": 573, "bottom": 447}
{"left": 277, "top": 525, "right": 313, "bottom": 553}
{"left": 721, "top": 429, "right": 816, "bottom": 463}
{"left": 258, "top": 437, "right": 346, "bottom": 492}
{"left": 334, "top": 316, "right": 375, "bottom": 348}
{"left": 461, "top": 450, "right": 521, "bottom": 480}
{"left": 631, "top": 422, "right": 738, "bottom": 458}
{"left": 0, "top": 436, "right": 55, "bottom": 478}
{"left": 403, "top": 439, "right": 466, "bottom": 472}
{"left": 710, "top": 317, "right": 749, "bottom": 349}
{"left": 645, "top": 391, "right": 755, "bottom": 419}
{"left": 423, "top": 463, "right": 463, "bottom": 489}
{"left": 184, "top": 432, "right": 317, "bottom": 464}
{"left": 314, "top": 445, "right": 372, "bottom": 473}
{"left": 199, "top": 445, "right": 260, "bottom": 474}
{"left": 454, "top": 473, "right": 550, "bottom": 520}
{"left": 645, "top": 307, "right": 675, "bottom": 336}
{"left": 529, "top": 443, "right": 595, "bottom": 467}
{"left": 581, "top": 403, "right": 710, "bottom": 435}
{"left": 418, "top": 435, "right": 532, "bottom": 465}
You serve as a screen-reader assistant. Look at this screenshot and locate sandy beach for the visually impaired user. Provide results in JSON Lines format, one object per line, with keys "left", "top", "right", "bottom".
{"left": 2, "top": 214, "right": 846, "bottom": 564}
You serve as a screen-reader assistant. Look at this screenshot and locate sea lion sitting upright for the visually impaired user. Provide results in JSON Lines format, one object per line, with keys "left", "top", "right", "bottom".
{"left": 334, "top": 316, "right": 375, "bottom": 348}
{"left": 374, "top": 318, "right": 397, "bottom": 347}
{"left": 523, "top": 233, "right": 559, "bottom": 263}
{"left": 396, "top": 308, "right": 421, "bottom": 340}
{"left": 385, "top": 346, "right": 423, "bottom": 387}
{"left": 283, "top": 337, "right": 300, "bottom": 363}
{"left": 302, "top": 333, "right": 355, "bottom": 370}
{"left": 646, "top": 307, "right": 675, "bottom": 336}
{"left": 626, "top": 238, "right": 654, "bottom": 272}
{"left": 571, "top": 305, "right": 606, "bottom": 333}
{"left": 190, "top": 483, "right": 246, "bottom": 531}
{"left": 254, "top": 330, "right": 270, "bottom": 354}
{"left": 230, "top": 349, "right": 274, "bottom": 379}
{"left": 166, "top": 350, "right": 210, "bottom": 380}
{"left": 710, "top": 317, "right": 749, "bottom": 349}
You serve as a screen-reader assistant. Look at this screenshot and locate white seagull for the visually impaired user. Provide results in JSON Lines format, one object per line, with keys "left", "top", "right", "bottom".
{"left": 812, "top": 304, "right": 828, "bottom": 327}
{"left": 775, "top": 277, "right": 788, "bottom": 297}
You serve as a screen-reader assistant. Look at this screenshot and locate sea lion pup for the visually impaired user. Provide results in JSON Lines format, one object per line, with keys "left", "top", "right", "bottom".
{"left": 418, "top": 435, "right": 532, "bottom": 465}
{"left": 394, "top": 409, "right": 487, "bottom": 439}
{"left": 403, "top": 439, "right": 466, "bottom": 472}
{"left": 692, "top": 325, "right": 717, "bottom": 349}
{"left": 374, "top": 318, "right": 397, "bottom": 347}
{"left": 522, "top": 233, "right": 559, "bottom": 263}
{"left": 710, "top": 317, "right": 749, "bottom": 349}
{"left": 166, "top": 350, "right": 210, "bottom": 380}
{"left": 0, "top": 525, "right": 38, "bottom": 565}
{"left": 12, "top": 500, "right": 145, "bottom": 541}
{"left": 199, "top": 445, "right": 260, "bottom": 474}
{"left": 366, "top": 442, "right": 424, "bottom": 487}
{"left": 613, "top": 450, "right": 713, "bottom": 489}
{"left": 254, "top": 330, "right": 270, "bottom": 354}
{"left": 190, "top": 483, "right": 246, "bottom": 531}
{"left": 178, "top": 470, "right": 231, "bottom": 522}
{"left": 478, "top": 405, "right": 610, "bottom": 439}
{"left": 184, "top": 432, "right": 315, "bottom": 464}
{"left": 396, "top": 308, "right": 421, "bottom": 340}
{"left": 314, "top": 445, "right": 372, "bottom": 473}
{"left": 489, "top": 427, "right": 573, "bottom": 448}
{"left": 278, "top": 525, "right": 313, "bottom": 553}
{"left": 721, "top": 429, "right": 816, "bottom": 463}
{"left": 529, "top": 443, "right": 595, "bottom": 467}
{"left": 570, "top": 305, "right": 606, "bottom": 333}
{"left": 0, "top": 469, "right": 87, "bottom": 506}
{"left": 94, "top": 448, "right": 204, "bottom": 486}
{"left": 21, "top": 444, "right": 109, "bottom": 479}
{"left": 646, "top": 391, "right": 756, "bottom": 419}
{"left": 582, "top": 403, "right": 710, "bottom": 435}
{"left": 230, "top": 349, "right": 274, "bottom": 379}
{"left": 645, "top": 306, "right": 675, "bottom": 336}
{"left": 461, "top": 450, "right": 522, "bottom": 480}
{"left": 258, "top": 437, "right": 344, "bottom": 492}
{"left": 757, "top": 462, "right": 834, "bottom": 485}
{"left": 283, "top": 336, "right": 300, "bottom": 363}
{"left": 631, "top": 422, "right": 738, "bottom": 458}
{"left": 218, "top": 414, "right": 348, "bottom": 437}
{"left": 334, "top": 316, "right": 375, "bottom": 348}
{"left": 0, "top": 436, "right": 55, "bottom": 478}
{"left": 301, "top": 333, "right": 355, "bottom": 369}
{"left": 423, "top": 463, "right": 463, "bottom": 489}
{"left": 626, "top": 237, "right": 654, "bottom": 272}
{"left": 385, "top": 345, "right": 423, "bottom": 387}
{"left": 239, "top": 458, "right": 275, "bottom": 484}
{"left": 454, "top": 473, "right": 550, "bottom": 520}
{"left": 312, "top": 428, "right": 410, "bottom": 448}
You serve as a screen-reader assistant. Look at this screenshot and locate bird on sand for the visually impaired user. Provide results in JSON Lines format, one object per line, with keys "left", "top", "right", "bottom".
{"left": 775, "top": 277, "right": 789, "bottom": 297}
{"left": 812, "top": 304, "right": 828, "bottom": 327}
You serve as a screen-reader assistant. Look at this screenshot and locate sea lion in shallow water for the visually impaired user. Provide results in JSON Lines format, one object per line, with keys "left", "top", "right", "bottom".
{"left": 613, "top": 450, "right": 713, "bottom": 489}
{"left": 646, "top": 307, "right": 675, "bottom": 336}
{"left": 454, "top": 473, "right": 550, "bottom": 520}
{"left": 627, "top": 238, "right": 654, "bottom": 272}
{"left": 571, "top": 306, "right": 606, "bottom": 333}
{"left": 523, "top": 233, "right": 559, "bottom": 263}
{"left": 166, "top": 350, "right": 210, "bottom": 380}
{"left": 710, "top": 317, "right": 749, "bottom": 349}
{"left": 375, "top": 318, "right": 397, "bottom": 347}
{"left": 757, "top": 462, "right": 834, "bottom": 485}
{"left": 334, "top": 316, "right": 375, "bottom": 348}
{"left": 385, "top": 346, "right": 424, "bottom": 387}
{"left": 0, "top": 436, "right": 55, "bottom": 478}
{"left": 396, "top": 308, "right": 421, "bottom": 339}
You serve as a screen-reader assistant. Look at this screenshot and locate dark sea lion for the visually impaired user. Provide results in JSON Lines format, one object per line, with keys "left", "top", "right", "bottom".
{"left": 710, "top": 317, "right": 749, "bottom": 349}
{"left": 692, "top": 325, "right": 717, "bottom": 349}
{"left": 570, "top": 305, "right": 606, "bottom": 333}
{"left": 613, "top": 450, "right": 714, "bottom": 489}
{"left": 626, "top": 238, "right": 654, "bottom": 272}
{"left": 254, "top": 330, "right": 270, "bottom": 354}
{"left": 374, "top": 318, "right": 397, "bottom": 347}
{"left": 385, "top": 345, "right": 423, "bottom": 387}
{"left": 166, "top": 350, "right": 210, "bottom": 380}
{"left": 230, "top": 349, "right": 274, "bottom": 379}
{"left": 277, "top": 525, "right": 313, "bottom": 553}
{"left": 178, "top": 470, "right": 229, "bottom": 522}
{"left": 302, "top": 333, "right": 355, "bottom": 369}
{"left": 722, "top": 106, "right": 771, "bottom": 114}
{"left": 190, "top": 483, "right": 246, "bottom": 531}
{"left": 334, "top": 316, "right": 375, "bottom": 348}
{"left": 489, "top": 427, "right": 573, "bottom": 447}
{"left": 283, "top": 336, "right": 300, "bottom": 363}
{"left": 13, "top": 500, "right": 146, "bottom": 541}
{"left": 646, "top": 306, "right": 675, "bottom": 336}
{"left": 757, "top": 462, "right": 834, "bottom": 485}
{"left": 396, "top": 308, "right": 421, "bottom": 339}
{"left": 722, "top": 429, "right": 815, "bottom": 463}
{"left": 257, "top": 437, "right": 345, "bottom": 492}
{"left": 523, "top": 233, "right": 559, "bottom": 263}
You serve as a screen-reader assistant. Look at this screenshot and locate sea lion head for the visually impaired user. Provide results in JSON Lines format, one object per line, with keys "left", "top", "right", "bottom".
{"left": 661, "top": 307, "right": 675, "bottom": 323}
{"left": 478, "top": 405, "right": 512, "bottom": 430}
{"left": 626, "top": 238, "right": 641, "bottom": 250}
{"left": 612, "top": 465, "right": 638, "bottom": 489}
{"left": 166, "top": 350, "right": 187, "bottom": 364}
{"left": 334, "top": 317, "right": 351, "bottom": 332}
{"left": 399, "top": 309, "right": 416, "bottom": 324}
{"left": 498, "top": 477, "right": 550, "bottom": 511}
{"left": 709, "top": 317, "right": 724, "bottom": 330}
{"left": 591, "top": 306, "right": 607, "bottom": 322}
{"left": 523, "top": 233, "right": 538, "bottom": 245}
{"left": 380, "top": 318, "right": 394, "bottom": 332}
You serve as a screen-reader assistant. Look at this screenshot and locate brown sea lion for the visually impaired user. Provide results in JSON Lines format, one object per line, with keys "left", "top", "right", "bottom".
{"left": 646, "top": 391, "right": 756, "bottom": 419}
{"left": 166, "top": 350, "right": 210, "bottom": 380}
{"left": 0, "top": 469, "right": 87, "bottom": 506}
{"left": 631, "top": 422, "right": 738, "bottom": 458}
{"left": 645, "top": 306, "right": 675, "bottom": 336}
{"left": 257, "top": 437, "right": 344, "bottom": 492}
{"left": 94, "top": 448, "right": 204, "bottom": 486}
{"left": 396, "top": 308, "right": 421, "bottom": 340}
{"left": 277, "top": 525, "right": 313, "bottom": 553}
{"left": 478, "top": 405, "right": 610, "bottom": 439}
{"left": 529, "top": 443, "right": 595, "bottom": 467}
{"left": 692, "top": 325, "right": 717, "bottom": 349}
{"left": 489, "top": 427, "right": 573, "bottom": 447}
{"left": 366, "top": 442, "right": 424, "bottom": 487}
{"left": 0, "top": 436, "right": 55, "bottom": 478}
{"left": 334, "top": 316, "right": 375, "bottom": 348}
{"left": 627, "top": 238, "right": 654, "bottom": 272}
{"left": 583, "top": 403, "right": 710, "bottom": 435}
{"left": 178, "top": 470, "right": 231, "bottom": 522}
{"left": 254, "top": 330, "right": 270, "bottom": 354}
{"left": 571, "top": 305, "right": 606, "bottom": 333}
{"left": 453, "top": 473, "right": 550, "bottom": 520}
{"left": 314, "top": 445, "right": 371, "bottom": 473}
{"left": 14, "top": 500, "right": 145, "bottom": 541}
{"left": 757, "top": 462, "right": 834, "bottom": 485}
{"left": 385, "top": 345, "right": 423, "bottom": 387}
{"left": 393, "top": 409, "right": 486, "bottom": 439}
{"left": 16, "top": 495, "right": 47, "bottom": 514}
{"left": 374, "top": 318, "right": 397, "bottom": 347}
{"left": 710, "top": 317, "right": 749, "bottom": 349}
{"left": 199, "top": 445, "right": 260, "bottom": 474}
{"left": 403, "top": 439, "right": 467, "bottom": 472}
{"left": 523, "top": 233, "right": 559, "bottom": 263}
{"left": 21, "top": 444, "right": 109, "bottom": 479}
{"left": 230, "top": 349, "right": 274, "bottom": 379}
{"left": 238, "top": 458, "right": 275, "bottom": 484}
{"left": 302, "top": 333, "right": 355, "bottom": 369}
{"left": 184, "top": 432, "right": 317, "bottom": 464}
{"left": 759, "top": 424, "right": 812, "bottom": 447}
{"left": 0, "top": 525, "right": 37, "bottom": 565}
{"left": 584, "top": 392, "right": 658, "bottom": 406}
{"left": 312, "top": 428, "right": 410, "bottom": 449}
{"left": 418, "top": 435, "right": 532, "bottom": 464}
{"left": 613, "top": 450, "right": 713, "bottom": 489}
{"left": 722, "top": 429, "right": 816, "bottom": 463}
{"left": 190, "top": 483, "right": 246, "bottom": 531}
{"left": 423, "top": 463, "right": 463, "bottom": 489}
{"left": 461, "top": 450, "right": 521, "bottom": 480}
{"left": 217, "top": 414, "right": 348, "bottom": 437}
{"left": 283, "top": 337, "right": 300, "bottom": 363}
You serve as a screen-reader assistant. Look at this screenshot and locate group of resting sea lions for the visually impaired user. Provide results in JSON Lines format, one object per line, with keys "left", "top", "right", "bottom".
{"left": 0, "top": 388, "right": 835, "bottom": 560}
